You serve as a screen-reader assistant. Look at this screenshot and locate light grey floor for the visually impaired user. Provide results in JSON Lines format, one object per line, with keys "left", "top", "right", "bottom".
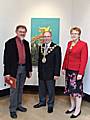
{"left": 0, "top": 94, "right": 90, "bottom": 120}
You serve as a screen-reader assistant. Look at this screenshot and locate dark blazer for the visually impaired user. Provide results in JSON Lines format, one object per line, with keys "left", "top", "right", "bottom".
{"left": 3, "top": 37, "right": 32, "bottom": 78}
{"left": 38, "top": 42, "right": 61, "bottom": 80}
{"left": 62, "top": 40, "right": 88, "bottom": 75}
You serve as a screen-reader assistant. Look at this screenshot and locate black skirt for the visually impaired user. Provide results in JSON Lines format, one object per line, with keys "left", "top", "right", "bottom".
{"left": 64, "top": 69, "right": 83, "bottom": 97}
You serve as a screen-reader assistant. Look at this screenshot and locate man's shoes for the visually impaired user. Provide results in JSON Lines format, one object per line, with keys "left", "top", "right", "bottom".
{"left": 16, "top": 106, "right": 27, "bottom": 112}
{"left": 70, "top": 110, "right": 81, "bottom": 118}
{"left": 48, "top": 107, "right": 53, "bottom": 113}
{"left": 33, "top": 103, "right": 46, "bottom": 108}
{"left": 10, "top": 112, "right": 17, "bottom": 119}
{"left": 65, "top": 108, "right": 75, "bottom": 114}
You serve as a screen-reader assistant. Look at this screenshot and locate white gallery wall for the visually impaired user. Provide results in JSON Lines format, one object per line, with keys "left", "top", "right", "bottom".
{"left": 0, "top": 0, "right": 72, "bottom": 89}
{"left": 0, "top": 0, "right": 90, "bottom": 94}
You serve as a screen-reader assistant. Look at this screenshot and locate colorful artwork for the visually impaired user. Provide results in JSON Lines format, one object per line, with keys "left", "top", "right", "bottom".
{"left": 31, "top": 18, "right": 60, "bottom": 66}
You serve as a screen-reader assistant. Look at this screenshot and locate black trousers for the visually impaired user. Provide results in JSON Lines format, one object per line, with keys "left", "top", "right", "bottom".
{"left": 39, "top": 79, "right": 55, "bottom": 107}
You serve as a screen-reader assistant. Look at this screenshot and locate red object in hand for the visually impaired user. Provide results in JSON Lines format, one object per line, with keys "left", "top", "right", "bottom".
{"left": 5, "top": 76, "right": 16, "bottom": 89}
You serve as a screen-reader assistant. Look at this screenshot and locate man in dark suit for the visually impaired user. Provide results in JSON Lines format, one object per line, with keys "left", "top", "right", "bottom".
{"left": 3, "top": 25, "right": 32, "bottom": 118}
{"left": 33, "top": 31, "right": 61, "bottom": 113}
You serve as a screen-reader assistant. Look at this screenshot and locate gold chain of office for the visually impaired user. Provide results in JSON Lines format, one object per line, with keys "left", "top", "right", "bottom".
{"left": 41, "top": 45, "right": 57, "bottom": 63}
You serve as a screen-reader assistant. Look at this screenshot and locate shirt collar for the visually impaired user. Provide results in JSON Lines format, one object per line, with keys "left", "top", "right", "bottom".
{"left": 46, "top": 41, "right": 52, "bottom": 48}
{"left": 16, "top": 36, "right": 23, "bottom": 44}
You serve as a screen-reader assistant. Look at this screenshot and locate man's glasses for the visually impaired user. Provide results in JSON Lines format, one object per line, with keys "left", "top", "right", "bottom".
{"left": 43, "top": 36, "right": 51, "bottom": 38}
{"left": 18, "top": 31, "right": 26, "bottom": 34}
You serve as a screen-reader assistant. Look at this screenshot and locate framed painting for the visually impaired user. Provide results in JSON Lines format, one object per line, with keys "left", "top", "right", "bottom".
{"left": 31, "top": 18, "right": 60, "bottom": 66}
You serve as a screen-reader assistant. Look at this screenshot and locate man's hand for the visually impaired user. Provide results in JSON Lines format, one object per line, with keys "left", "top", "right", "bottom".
{"left": 29, "top": 72, "right": 32, "bottom": 78}
{"left": 5, "top": 75, "right": 10, "bottom": 80}
{"left": 54, "top": 76, "right": 59, "bottom": 80}
{"left": 77, "top": 74, "right": 82, "bottom": 80}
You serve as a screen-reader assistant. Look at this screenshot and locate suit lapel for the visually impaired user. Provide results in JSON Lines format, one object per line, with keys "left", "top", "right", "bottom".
{"left": 50, "top": 42, "right": 55, "bottom": 47}
{"left": 14, "top": 37, "right": 19, "bottom": 61}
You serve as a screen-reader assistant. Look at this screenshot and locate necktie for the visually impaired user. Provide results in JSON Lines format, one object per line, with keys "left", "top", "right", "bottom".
{"left": 45, "top": 44, "right": 48, "bottom": 53}
{"left": 46, "top": 44, "right": 48, "bottom": 49}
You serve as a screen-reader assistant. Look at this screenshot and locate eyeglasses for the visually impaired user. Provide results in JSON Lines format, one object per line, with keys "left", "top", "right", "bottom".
{"left": 43, "top": 36, "right": 51, "bottom": 38}
{"left": 17, "top": 31, "right": 26, "bottom": 33}
{"left": 71, "top": 33, "right": 79, "bottom": 35}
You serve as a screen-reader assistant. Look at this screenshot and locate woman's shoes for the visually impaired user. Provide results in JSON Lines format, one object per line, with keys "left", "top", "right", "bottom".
{"left": 65, "top": 108, "right": 75, "bottom": 114}
{"left": 70, "top": 110, "right": 81, "bottom": 118}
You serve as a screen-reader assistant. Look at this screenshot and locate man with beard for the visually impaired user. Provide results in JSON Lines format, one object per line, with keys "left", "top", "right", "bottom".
{"left": 3, "top": 25, "right": 32, "bottom": 118}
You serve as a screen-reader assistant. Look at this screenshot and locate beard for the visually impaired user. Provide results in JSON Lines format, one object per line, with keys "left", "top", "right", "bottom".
{"left": 19, "top": 35, "right": 25, "bottom": 41}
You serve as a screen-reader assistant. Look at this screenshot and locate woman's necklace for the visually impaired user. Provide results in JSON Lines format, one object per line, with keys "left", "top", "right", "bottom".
{"left": 70, "top": 39, "right": 78, "bottom": 49}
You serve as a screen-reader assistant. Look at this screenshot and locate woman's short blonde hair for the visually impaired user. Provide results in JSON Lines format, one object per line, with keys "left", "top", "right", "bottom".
{"left": 70, "top": 27, "right": 81, "bottom": 35}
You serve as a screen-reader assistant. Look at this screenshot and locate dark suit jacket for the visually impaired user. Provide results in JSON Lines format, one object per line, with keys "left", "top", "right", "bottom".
{"left": 3, "top": 37, "right": 32, "bottom": 78}
{"left": 38, "top": 42, "right": 61, "bottom": 80}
